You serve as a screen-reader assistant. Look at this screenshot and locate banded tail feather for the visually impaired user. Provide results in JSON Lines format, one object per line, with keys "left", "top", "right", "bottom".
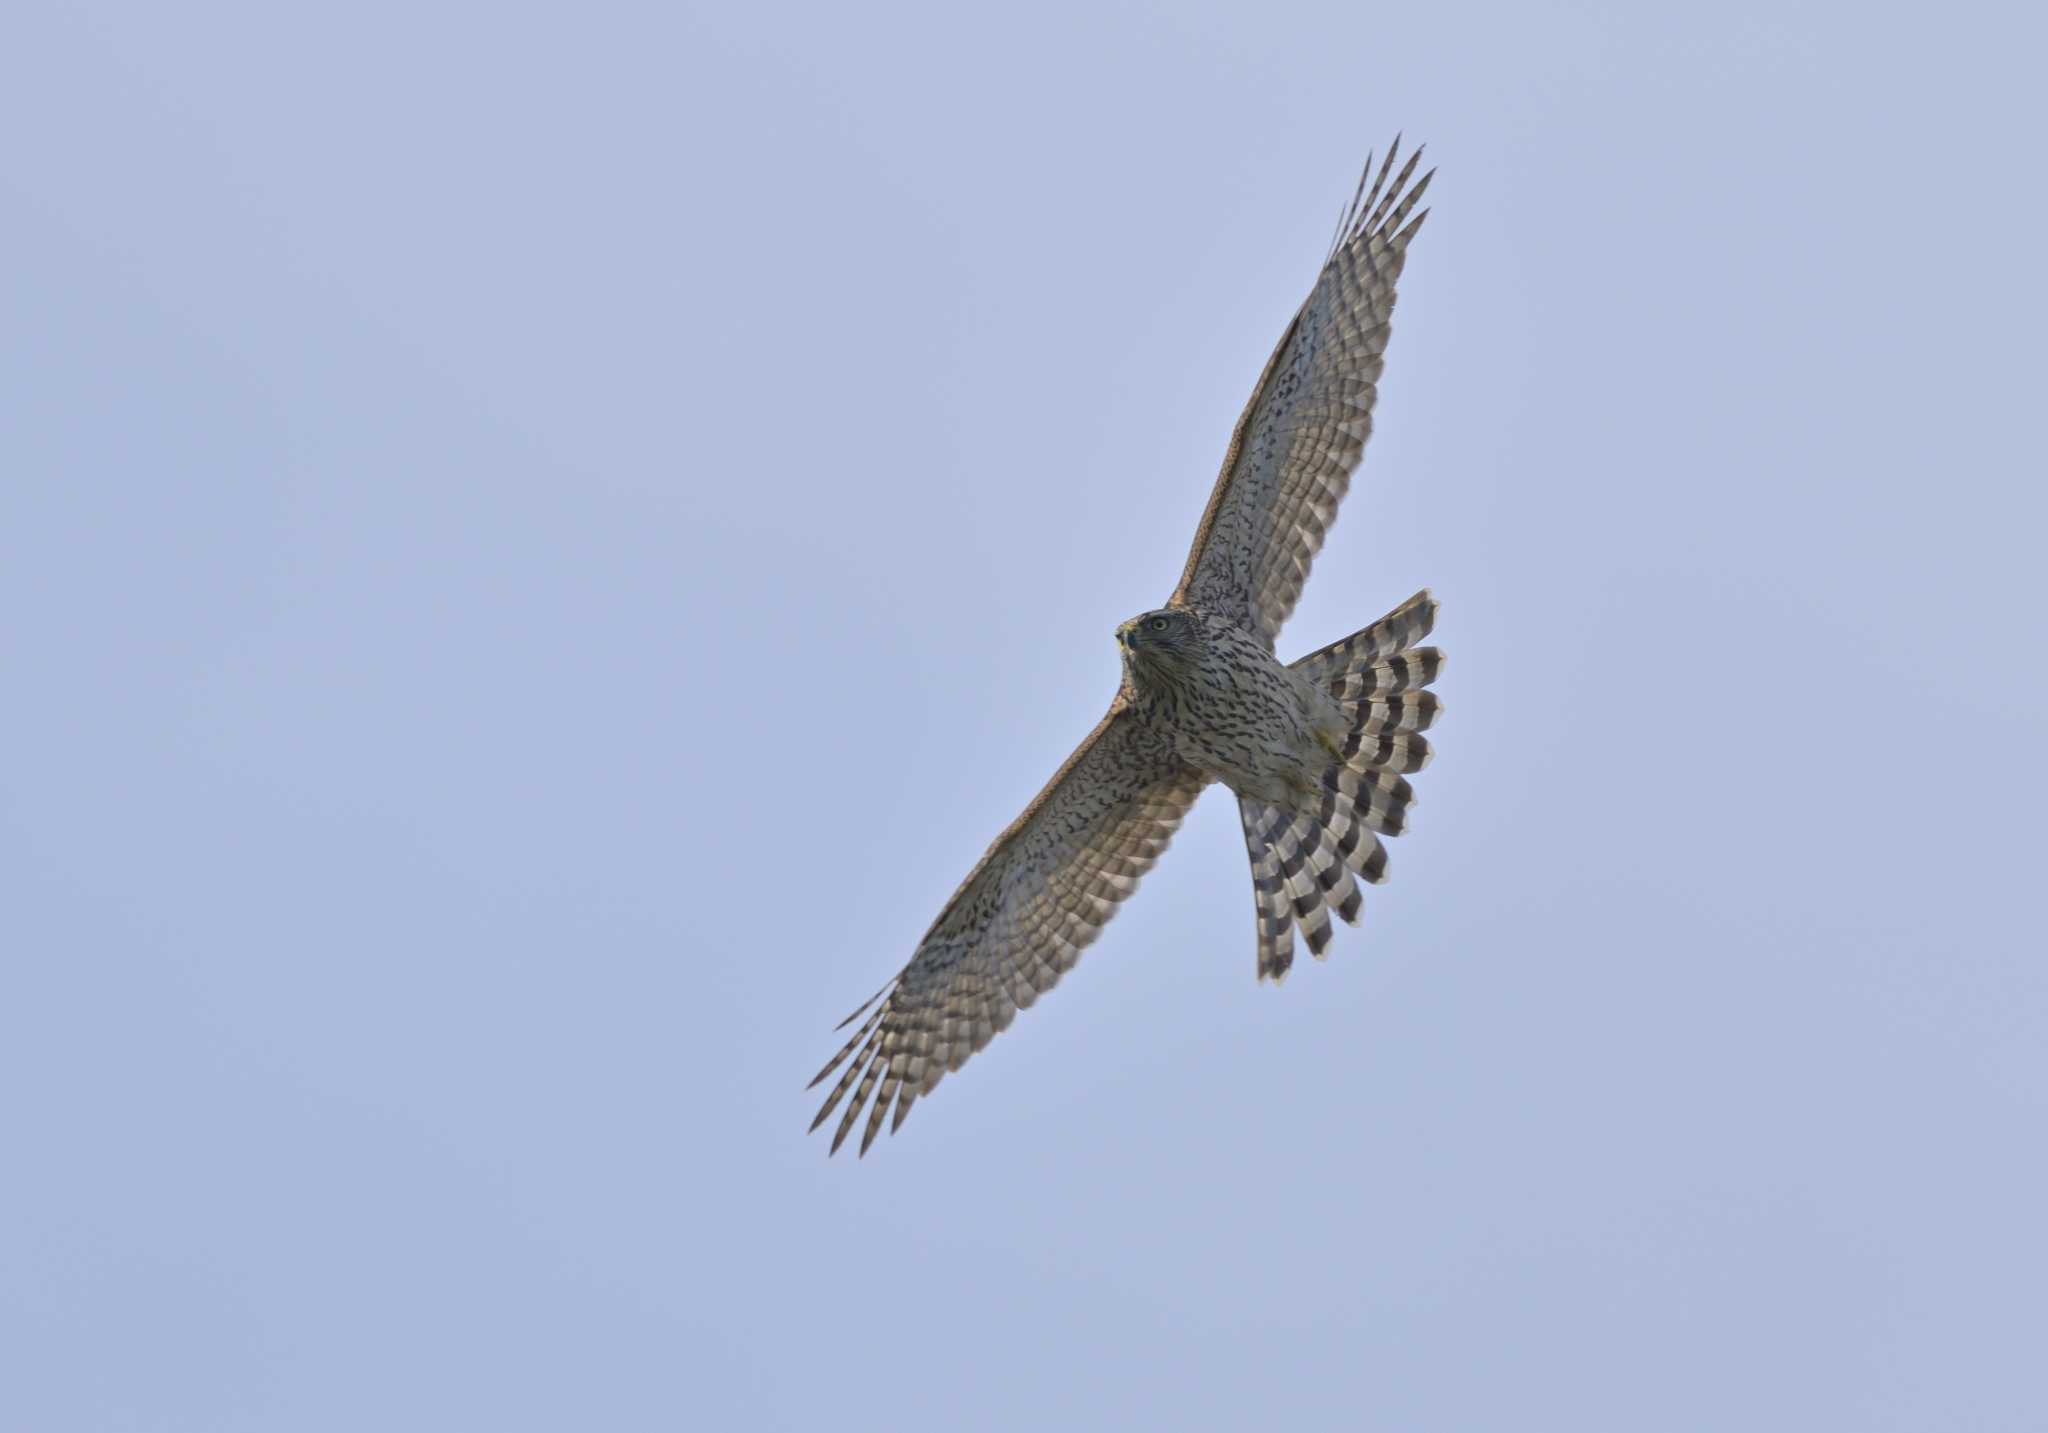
{"left": 1242, "top": 814, "right": 1297, "bottom": 981}
{"left": 1354, "top": 689, "right": 1440, "bottom": 735}
{"left": 1341, "top": 727, "right": 1432, "bottom": 773}
{"left": 1290, "top": 589, "right": 1437, "bottom": 688}
{"left": 1243, "top": 799, "right": 1344, "bottom": 980}
{"left": 1241, "top": 794, "right": 1388, "bottom": 982}
{"left": 1237, "top": 591, "right": 1445, "bottom": 979}
{"left": 1329, "top": 647, "right": 1443, "bottom": 699}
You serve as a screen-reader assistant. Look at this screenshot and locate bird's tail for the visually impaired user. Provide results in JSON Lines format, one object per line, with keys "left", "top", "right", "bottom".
{"left": 1239, "top": 590, "right": 1444, "bottom": 982}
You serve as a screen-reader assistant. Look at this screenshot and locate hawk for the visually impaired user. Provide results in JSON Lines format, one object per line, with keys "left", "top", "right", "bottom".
{"left": 811, "top": 141, "right": 1442, "bottom": 1155}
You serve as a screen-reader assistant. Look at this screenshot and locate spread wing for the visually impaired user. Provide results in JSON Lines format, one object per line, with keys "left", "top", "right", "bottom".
{"left": 1172, "top": 141, "right": 1433, "bottom": 647}
{"left": 808, "top": 704, "right": 1207, "bottom": 1155}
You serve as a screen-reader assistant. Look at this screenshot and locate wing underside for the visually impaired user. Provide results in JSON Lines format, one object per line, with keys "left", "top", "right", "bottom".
{"left": 808, "top": 706, "right": 1207, "bottom": 1154}
{"left": 1172, "top": 141, "right": 1433, "bottom": 646}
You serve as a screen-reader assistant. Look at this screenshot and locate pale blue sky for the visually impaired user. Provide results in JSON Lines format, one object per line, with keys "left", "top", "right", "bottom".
{"left": 5, "top": 2, "right": 2046, "bottom": 1428}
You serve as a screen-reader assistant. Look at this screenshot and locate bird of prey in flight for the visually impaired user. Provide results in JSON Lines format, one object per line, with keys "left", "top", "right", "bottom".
{"left": 811, "top": 140, "right": 1442, "bottom": 1155}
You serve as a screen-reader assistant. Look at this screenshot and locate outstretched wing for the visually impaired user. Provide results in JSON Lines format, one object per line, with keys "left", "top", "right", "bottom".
{"left": 1172, "top": 141, "right": 1434, "bottom": 647}
{"left": 808, "top": 704, "right": 1207, "bottom": 1155}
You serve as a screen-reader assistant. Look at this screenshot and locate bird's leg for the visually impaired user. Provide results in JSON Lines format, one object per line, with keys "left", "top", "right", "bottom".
{"left": 1314, "top": 724, "right": 1347, "bottom": 762}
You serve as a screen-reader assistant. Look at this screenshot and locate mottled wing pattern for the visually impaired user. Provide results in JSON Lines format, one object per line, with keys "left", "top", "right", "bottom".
{"left": 808, "top": 705, "right": 1208, "bottom": 1155}
{"left": 1172, "top": 142, "right": 1433, "bottom": 647}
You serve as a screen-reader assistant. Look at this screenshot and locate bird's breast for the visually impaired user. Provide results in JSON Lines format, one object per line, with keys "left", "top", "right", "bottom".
{"left": 1146, "top": 656, "right": 1329, "bottom": 805}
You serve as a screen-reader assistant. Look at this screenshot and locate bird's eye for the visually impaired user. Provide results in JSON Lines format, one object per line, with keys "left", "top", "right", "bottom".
{"left": 1149, "top": 616, "right": 1169, "bottom": 632}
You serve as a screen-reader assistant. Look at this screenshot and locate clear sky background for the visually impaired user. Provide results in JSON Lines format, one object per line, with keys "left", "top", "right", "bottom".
{"left": 5, "top": 2, "right": 2045, "bottom": 1429}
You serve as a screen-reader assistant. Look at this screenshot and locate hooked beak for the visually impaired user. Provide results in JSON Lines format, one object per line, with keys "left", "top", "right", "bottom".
{"left": 1116, "top": 619, "right": 1137, "bottom": 650}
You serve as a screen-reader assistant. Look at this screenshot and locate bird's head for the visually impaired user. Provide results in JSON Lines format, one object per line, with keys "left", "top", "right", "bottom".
{"left": 1116, "top": 607, "right": 1201, "bottom": 685}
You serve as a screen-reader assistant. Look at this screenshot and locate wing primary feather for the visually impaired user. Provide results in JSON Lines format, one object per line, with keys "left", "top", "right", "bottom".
{"left": 807, "top": 999, "right": 888, "bottom": 1090}
{"left": 830, "top": 1040, "right": 888, "bottom": 1154}
{"left": 1352, "top": 138, "right": 1403, "bottom": 244}
{"left": 1326, "top": 148, "right": 1375, "bottom": 265}
{"left": 813, "top": 1031, "right": 882, "bottom": 1138}
{"left": 1364, "top": 146, "right": 1425, "bottom": 237}
{"left": 1382, "top": 168, "right": 1435, "bottom": 240}
{"left": 860, "top": 1066, "right": 902, "bottom": 1156}
{"left": 833, "top": 979, "right": 894, "bottom": 1031}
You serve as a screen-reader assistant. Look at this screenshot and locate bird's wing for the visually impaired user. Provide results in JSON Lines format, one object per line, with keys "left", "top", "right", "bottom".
{"left": 1171, "top": 141, "right": 1433, "bottom": 647}
{"left": 808, "top": 703, "right": 1206, "bottom": 1155}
